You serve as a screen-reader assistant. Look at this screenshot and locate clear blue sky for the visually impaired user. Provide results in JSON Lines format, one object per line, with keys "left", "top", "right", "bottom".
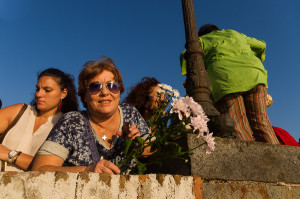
{"left": 1, "top": 0, "right": 299, "bottom": 141}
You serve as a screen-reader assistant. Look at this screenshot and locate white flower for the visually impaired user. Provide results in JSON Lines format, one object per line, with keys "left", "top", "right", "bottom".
{"left": 158, "top": 83, "right": 173, "bottom": 92}
{"left": 172, "top": 89, "right": 180, "bottom": 98}
{"left": 166, "top": 91, "right": 173, "bottom": 96}
{"left": 156, "top": 89, "right": 165, "bottom": 94}
{"left": 157, "top": 83, "right": 164, "bottom": 88}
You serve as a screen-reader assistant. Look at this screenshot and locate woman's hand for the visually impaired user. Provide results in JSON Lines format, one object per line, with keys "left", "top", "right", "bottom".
{"left": 118, "top": 123, "right": 141, "bottom": 140}
{"left": 0, "top": 144, "right": 11, "bottom": 161}
{"left": 118, "top": 123, "right": 152, "bottom": 156}
{"left": 85, "top": 159, "right": 120, "bottom": 174}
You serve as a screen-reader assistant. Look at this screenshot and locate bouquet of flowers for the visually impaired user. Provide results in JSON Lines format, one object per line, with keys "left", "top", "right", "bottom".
{"left": 118, "top": 83, "right": 215, "bottom": 174}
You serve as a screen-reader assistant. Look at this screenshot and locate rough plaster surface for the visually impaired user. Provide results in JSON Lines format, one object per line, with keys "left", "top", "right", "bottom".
{"left": 0, "top": 172, "right": 299, "bottom": 199}
{"left": 188, "top": 135, "right": 300, "bottom": 184}
{"left": 202, "top": 180, "right": 300, "bottom": 199}
{"left": 0, "top": 172, "right": 199, "bottom": 199}
{"left": 1, "top": 137, "right": 300, "bottom": 198}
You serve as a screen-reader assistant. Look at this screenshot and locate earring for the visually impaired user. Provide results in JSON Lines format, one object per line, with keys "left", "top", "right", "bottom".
{"left": 58, "top": 99, "right": 62, "bottom": 111}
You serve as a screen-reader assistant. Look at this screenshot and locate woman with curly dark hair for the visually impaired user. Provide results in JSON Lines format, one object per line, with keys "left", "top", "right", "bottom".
{"left": 32, "top": 68, "right": 79, "bottom": 113}
{"left": 0, "top": 68, "right": 78, "bottom": 171}
{"left": 123, "top": 77, "right": 161, "bottom": 121}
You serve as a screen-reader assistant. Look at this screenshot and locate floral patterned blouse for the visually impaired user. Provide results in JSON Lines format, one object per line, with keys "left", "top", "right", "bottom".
{"left": 38, "top": 103, "right": 150, "bottom": 169}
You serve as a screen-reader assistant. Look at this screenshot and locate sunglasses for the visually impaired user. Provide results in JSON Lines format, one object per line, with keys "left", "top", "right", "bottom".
{"left": 88, "top": 81, "right": 120, "bottom": 95}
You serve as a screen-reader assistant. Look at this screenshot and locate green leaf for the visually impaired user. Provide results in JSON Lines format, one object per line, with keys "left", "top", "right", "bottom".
{"left": 137, "top": 161, "right": 147, "bottom": 174}
{"left": 135, "top": 136, "right": 144, "bottom": 145}
{"left": 124, "top": 138, "right": 133, "bottom": 156}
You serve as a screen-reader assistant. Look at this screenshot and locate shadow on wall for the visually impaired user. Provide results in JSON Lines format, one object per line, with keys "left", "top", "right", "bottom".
{"left": 0, "top": 99, "right": 2, "bottom": 109}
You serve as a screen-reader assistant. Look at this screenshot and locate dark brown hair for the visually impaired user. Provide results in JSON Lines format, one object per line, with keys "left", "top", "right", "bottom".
{"left": 198, "top": 24, "right": 220, "bottom": 36}
{"left": 123, "top": 77, "right": 160, "bottom": 119}
{"left": 34, "top": 68, "right": 79, "bottom": 113}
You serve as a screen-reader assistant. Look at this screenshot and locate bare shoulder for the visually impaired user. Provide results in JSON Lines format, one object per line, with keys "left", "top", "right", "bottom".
{"left": 0, "top": 103, "right": 27, "bottom": 133}
{"left": 0, "top": 103, "right": 25, "bottom": 117}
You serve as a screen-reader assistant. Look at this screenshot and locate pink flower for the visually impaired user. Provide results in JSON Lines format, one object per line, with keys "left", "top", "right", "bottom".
{"left": 202, "top": 132, "right": 215, "bottom": 154}
{"left": 170, "top": 98, "right": 190, "bottom": 120}
{"left": 190, "top": 115, "right": 209, "bottom": 136}
{"left": 183, "top": 96, "right": 207, "bottom": 119}
{"left": 185, "top": 124, "right": 192, "bottom": 130}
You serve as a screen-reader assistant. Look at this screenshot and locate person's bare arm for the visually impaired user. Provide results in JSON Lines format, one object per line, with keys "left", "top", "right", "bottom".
{"left": 0, "top": 104, "right": 34, "bottom": 170}
{"left": 31, "top": 154, "right": 120, "bottom": 174}
{"left": 0, "top": 144, "right": 33, "bottom": 170}
{"left": 31, "top": 154, "right": 88, "bottom": 172}
{"left": 0, "top": 104, "right": 24, "bottom": 134}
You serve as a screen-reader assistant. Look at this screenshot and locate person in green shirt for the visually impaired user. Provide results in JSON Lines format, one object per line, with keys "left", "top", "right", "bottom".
{"left": 180, "top": 24, "right": 279, "bottom": 144}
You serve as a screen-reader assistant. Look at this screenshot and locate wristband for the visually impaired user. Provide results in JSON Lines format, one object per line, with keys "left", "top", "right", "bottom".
{"left": 8, "top": 150, "right": 21, "bottom": 164}
{"left": 12, "top": 151, "right": 22, "bottom": 164}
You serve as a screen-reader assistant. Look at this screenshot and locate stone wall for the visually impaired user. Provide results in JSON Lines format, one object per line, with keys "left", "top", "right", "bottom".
{"left": 0, "top": 172, "right": 201, "bottom": 199}
{"left": 202, "top": 180, "right": 300, "bottom": 199}
{"left": 1, "top": 172, "right": 299, "bottom": 199}
{"left": 1, "top": 137, "right": 300, "bottom": 198}
{"left": 188, "top": 135, "right": 300, "bottom": 184}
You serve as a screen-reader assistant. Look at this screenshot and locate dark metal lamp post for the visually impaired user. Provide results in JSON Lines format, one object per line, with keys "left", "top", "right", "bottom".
{"left": 181, "top": 0, "right": 235, "bottom": 136}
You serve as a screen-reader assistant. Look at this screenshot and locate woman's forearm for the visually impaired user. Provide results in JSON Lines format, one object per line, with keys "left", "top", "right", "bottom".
{"left": 0, "top": 144, "right": 34, "bottom": 171}
{"left": 35, "top": 165, "right": 88, "bottom": 173}
{"left": 31, "top": 154, "right": 90, "bottom": 172}
{"left": 15, "top": 153, "right": 34, "bottom": 171}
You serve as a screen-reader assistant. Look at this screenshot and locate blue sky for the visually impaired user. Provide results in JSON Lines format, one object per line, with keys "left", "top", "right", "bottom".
{"left": 1, "top": 0, "right": 299, "bottom": 141}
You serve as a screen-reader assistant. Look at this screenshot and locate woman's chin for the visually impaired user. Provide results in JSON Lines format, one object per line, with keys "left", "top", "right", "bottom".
{"left": 93, "top": 106, "right": 117, "bottom": 116}
{"left": 36, "top": 104, "right": 45, "bottom": 111}
{"left": 36, "top": 105, "right": 58, "bottom": 113}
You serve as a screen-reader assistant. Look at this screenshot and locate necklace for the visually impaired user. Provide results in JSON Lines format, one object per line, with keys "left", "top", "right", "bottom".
{"left": 89, "top": 114, "right": 115, "bottom": 141}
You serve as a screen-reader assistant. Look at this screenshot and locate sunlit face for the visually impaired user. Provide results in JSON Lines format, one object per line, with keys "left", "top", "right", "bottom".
{"left": 149, "top": 86, "right": 166, "bottom": 115}
{"left": 84, "top": 70, "right": 120, "bottom": 117}
{"left": 35, "top": 76, "right": 67, "bottom": 114}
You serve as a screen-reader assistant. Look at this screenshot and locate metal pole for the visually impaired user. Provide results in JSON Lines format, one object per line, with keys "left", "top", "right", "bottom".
{"left": 181, "top": 0, "right": 235, "bottom": 136}
{"left": 181, "top": 0, "right": 219, "bottom": 116}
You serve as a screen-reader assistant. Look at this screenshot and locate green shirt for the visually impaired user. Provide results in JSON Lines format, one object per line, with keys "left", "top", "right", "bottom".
{"left": 180, "top": 29, "right": 268, "bottom": 102}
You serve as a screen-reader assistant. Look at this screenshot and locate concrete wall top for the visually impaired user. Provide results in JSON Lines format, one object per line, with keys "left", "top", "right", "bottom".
{"left": 1, "top": 172, "right": 299, "bottom": 199}
{"left": 0, "top": 172, "right": 202, "bottom": 199}
{"left": 188, "top": 135, "right": 300, "bottom": 184}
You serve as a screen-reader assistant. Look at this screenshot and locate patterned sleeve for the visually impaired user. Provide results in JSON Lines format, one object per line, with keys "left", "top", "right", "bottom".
{"left": 38, "top": 111, "right": 84, "bottom": 158}
{"left": 120, "top": 103, "right": 150, "bottom": 136}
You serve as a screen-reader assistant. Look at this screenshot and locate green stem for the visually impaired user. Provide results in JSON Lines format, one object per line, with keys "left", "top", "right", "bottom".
{"left": 189, "top": 142, "right": 206, "bottom": 151}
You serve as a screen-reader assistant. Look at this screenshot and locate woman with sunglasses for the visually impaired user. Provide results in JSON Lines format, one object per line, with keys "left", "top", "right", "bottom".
{"left": 0, "top": 68, "right": 78, "bottom": 171}
{"left": 32, "top": 56, "right": 151, "bottom": 174}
